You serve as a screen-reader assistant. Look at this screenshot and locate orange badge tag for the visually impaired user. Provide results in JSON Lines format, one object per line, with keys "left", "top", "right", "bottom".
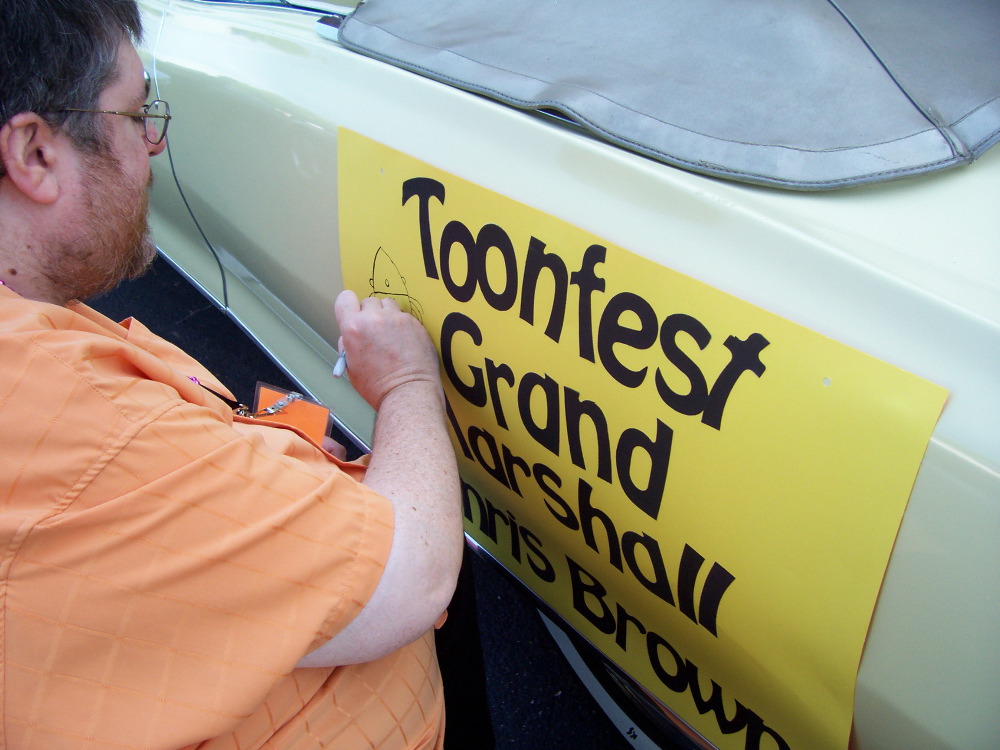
{"left": 252, "top": 383, "right": 331, "bottom": 444}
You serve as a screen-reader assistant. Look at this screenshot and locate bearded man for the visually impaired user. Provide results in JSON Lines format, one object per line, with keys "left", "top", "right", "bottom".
{"left": 0, "top": 1, "right": 468, "bottom": 748}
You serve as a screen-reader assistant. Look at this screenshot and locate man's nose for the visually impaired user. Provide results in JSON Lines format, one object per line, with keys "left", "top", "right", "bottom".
{"left": 148, "top": 136, "right": 167, "bottom": 157}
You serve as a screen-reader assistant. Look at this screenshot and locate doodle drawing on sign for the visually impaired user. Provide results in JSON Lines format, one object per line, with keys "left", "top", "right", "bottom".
{"left": 369, "top": 246, "right": 425, "bottom": 321}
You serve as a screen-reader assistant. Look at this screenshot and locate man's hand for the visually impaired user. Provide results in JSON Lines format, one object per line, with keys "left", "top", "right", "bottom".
{"left": 334, "top": 290, "right": 442, "bottom": 411}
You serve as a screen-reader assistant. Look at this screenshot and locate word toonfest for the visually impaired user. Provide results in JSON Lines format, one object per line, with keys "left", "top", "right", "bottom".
{"left": 401, "top": 178, "right": 786, "bottom": 749}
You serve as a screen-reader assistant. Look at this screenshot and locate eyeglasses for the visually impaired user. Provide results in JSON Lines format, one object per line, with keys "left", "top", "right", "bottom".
{"left": 60, "top": 99, "right": 171, "bottom": 145}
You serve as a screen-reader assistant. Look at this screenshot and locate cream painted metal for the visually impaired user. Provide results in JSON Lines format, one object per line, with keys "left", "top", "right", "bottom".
{"left": 138, "top": 1, "right": 999, "bottom": 748}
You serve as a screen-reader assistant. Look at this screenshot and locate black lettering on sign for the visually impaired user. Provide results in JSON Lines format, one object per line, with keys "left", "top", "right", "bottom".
{"left": 461, "top": 479, "right": 556, "bottom": 584}
{"left": 702, "top": 333, "right": 770, "bottom": 430}
{"left": 403, "top": 176, "right": 770, "bottom": 432}
{"left": 656, "top": 313, "right": 711, "bottom": 415}
{"left": 402, "top": 177, "right": 444, "bottom": 280}
{"left": 567, "top": 481, "right": 734, "bottom": 632}
{"left": 568, "top": 557, "right": 788, "bottom": 750}
{"left": 569, "top": 244, "right": 608, "bottom": 363}
{"left": 449, "top": 396, "right": 735, "bottom": 634}
{"left": 677, "top": 544, "right": 736, "bottom": 637}
{"left": 520, "top": 237, "right": 569, "bottom": 342}
{"left": 441, "top": 322, "right": 677, "bottom": 520}
{"left": 598, "top": 291, "right": 659, "bottom": 388}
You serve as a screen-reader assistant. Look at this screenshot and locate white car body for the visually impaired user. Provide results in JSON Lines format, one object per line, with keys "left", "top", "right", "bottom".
{"left": 138, "top": 1, "right": 1000, "bottom": 748}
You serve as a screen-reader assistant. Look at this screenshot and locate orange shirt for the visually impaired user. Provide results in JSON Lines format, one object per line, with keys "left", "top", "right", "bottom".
{"left": 0, "top": 287, "right": 445, "bottom": 749}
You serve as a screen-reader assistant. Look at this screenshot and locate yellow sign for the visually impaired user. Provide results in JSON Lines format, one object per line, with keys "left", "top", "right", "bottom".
{"left": 338, "top": 129, "right": 947, "bottom": 750}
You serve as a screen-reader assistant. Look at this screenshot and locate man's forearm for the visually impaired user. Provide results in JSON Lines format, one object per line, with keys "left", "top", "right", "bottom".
{"left": 363, "top": 380, "right": 464, "bottom": 613}
{"left": 296, "top": 380, "right": 462, "bottom": 669}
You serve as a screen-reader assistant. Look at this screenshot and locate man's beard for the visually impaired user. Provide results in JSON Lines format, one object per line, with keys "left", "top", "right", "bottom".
{"left": 45, "top": 150, "right": 157, "bottom": 304}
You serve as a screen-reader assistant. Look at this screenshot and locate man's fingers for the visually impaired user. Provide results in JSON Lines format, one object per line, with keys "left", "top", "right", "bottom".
{"left": 332, "top": 289, "right": 440, "bottom": 409}
{"left": 334, "top": 289, "right": 360, "bottom": 323}
{"left": 358, "top": 295, "right": 400, "bottom": 311}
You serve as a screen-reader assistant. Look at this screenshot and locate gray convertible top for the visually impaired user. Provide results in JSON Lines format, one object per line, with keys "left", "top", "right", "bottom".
{"left": 339, "top": 0, "right": 1000, "bottom": 190}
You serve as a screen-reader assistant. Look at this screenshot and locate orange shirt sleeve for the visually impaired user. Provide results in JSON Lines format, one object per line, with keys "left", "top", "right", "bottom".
{"left": 1, "top": 295, "right": 396, "bottom": 748}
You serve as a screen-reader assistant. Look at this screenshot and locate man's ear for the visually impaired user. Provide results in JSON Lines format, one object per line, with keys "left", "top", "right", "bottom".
{"left": 0, "top": 113, "right": 63, "bottom": 204}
